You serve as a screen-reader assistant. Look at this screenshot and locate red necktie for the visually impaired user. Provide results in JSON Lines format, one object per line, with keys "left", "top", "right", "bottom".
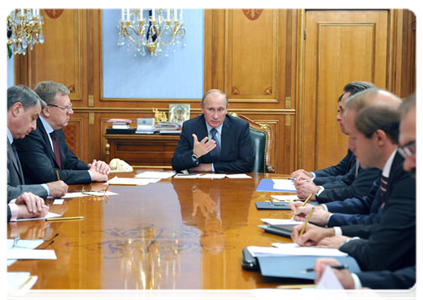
{"left": 50, "top": 131, "right": 62, "bottom": 169}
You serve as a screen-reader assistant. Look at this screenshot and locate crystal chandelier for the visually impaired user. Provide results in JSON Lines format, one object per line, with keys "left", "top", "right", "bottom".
{"left": 7, "top": 9, "right": 44, "bottom": 55}
{"left": 117, "top": 9, "right": 186, "bottom": 57}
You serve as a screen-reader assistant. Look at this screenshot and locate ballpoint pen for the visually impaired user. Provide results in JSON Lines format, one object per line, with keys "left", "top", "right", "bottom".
{"left": 290, "top": 193, "right": 313, "bottom": 220}
{"left": 301, "top": 264, "right": 349, "bottom": 273}
{"left": 298, "top": 207, "right": 314, "bottom": 237}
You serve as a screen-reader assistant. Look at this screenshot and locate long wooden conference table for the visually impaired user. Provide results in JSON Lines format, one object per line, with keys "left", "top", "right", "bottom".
{"left": 7, "top": 171, "right": 296, "bottom": 290}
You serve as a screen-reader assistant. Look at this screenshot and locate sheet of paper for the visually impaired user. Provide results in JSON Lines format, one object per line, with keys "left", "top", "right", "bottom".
{"left": 135, "top": 171, "right": 176, "bottom": 179}
{"left": 173, "top": 174, "right": 200, "bottom": 179}
{"left": 271, "top": 195, "right": 299, "bottom": 201}
{"left": 15, "top": 276, "right": 38, "bottom": 297}
{"left": 310, "top": 266, "right": 348, "bottom": 300}
{"left": 60, "top": 192, "right": 90, "bottom": 199}
{"left": 107, "top": 176, "right": 159, "bottom": 185}
{"left": 7, "top": 249, "right": 57, "bottom": 260}
{"left": 261, "top": 219, "right": 302, "bottom": 226}
{"left": 82, "top": 191, "right": 118, "bottom": 196}
{"left": 225, "top": 174, "right": 252, "bottom": 179}
{"left": 4, "top": 272, "right": 31, "bottom": 296}
{"left": 199, "top": 174, "right": 226, "bottom": 179}
{"left": 272, "top": 179, "right": 297, "bottom": 192}
{"left": 15, "top": 212, "right": 62, "bottom": 222}
{"left": 53, "top": 199, "right": 65, "bottom": 205}
{"left": 251, "top": 266, "right": 348, "bottom": 300}
{"left": 7, "top": 239, "right": 44, "bottom": 250}
{"left": 4, "top": 259, "right": 18, "bottom": 267}
{"left": 248, "top": 244, "right": 348, "bottom": 257}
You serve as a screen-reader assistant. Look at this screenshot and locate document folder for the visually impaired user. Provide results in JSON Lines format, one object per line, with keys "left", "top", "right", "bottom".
{"left": 255, "top": 201, "right": 291, "bottom": 210}
{"left": 256, "top": 179, "right": 296, "bottom": 193}
{"left": 256, "top": 255, "right": 361, "bottom": 281}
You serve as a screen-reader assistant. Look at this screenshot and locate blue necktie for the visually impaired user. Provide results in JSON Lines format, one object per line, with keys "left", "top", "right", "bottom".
{"left": 210, "top": 128, "right": 221, "bottom": 160}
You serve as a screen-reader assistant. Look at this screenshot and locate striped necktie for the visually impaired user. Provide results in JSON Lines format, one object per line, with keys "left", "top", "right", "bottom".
{"left": 50, "top": 131, "right": 62, "bottom": 169}
{"left": 210, "top": 128, "right": 221, "bottom": 161}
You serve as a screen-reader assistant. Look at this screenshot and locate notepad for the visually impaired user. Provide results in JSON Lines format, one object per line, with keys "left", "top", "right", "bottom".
{"left": 15, "top": 212, "right": 62, "bottom": 222}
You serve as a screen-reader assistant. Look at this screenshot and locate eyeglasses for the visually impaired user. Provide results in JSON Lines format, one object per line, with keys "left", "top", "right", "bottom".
{"left": 48, "top": 103, "right": 73, "bottom": 111}
{"left": 398, "top": 141, "right": 416, "bottom": 158}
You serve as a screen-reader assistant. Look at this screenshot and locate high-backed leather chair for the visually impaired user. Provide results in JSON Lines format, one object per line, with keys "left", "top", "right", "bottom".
{"left": 232, "top": 114, "right": 275, "bottom": 173}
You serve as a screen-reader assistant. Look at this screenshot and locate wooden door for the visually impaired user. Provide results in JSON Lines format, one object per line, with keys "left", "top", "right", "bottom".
{"left": 300, "top": 10, "right": 389, "bottom": 170}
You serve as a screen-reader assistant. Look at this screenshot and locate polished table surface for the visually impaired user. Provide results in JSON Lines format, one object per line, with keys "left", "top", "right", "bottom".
{"left": 7, "top": 171, "right": 297, "bottom": 289}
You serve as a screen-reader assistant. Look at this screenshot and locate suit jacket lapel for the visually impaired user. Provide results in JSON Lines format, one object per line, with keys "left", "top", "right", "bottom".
{"left": 7, "top": 139, "right": 25, "bottom": 184}
{"left": 219, "top": 116, "right": 233, "bottom": 159}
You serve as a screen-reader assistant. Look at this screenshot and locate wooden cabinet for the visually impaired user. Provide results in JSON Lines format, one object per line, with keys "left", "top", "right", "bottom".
{"left": 104, "top": 134, "right": 180, "bottom": 169}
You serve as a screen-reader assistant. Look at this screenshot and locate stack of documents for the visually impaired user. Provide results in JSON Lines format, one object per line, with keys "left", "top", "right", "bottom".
{"left": 7, "top": 272, "right": 38, "bottom": 291}
{"left": 251, "top": 266, "right": 348, "bottom": 300}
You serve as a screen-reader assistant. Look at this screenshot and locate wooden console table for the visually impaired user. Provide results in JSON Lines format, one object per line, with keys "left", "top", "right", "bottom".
{"left": 104, "top": 133, "right": 180, "bottom": 169}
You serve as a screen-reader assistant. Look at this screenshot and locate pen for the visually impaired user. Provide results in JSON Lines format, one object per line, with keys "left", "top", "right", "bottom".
{"left": 12, "top": 234, "right": 20, "bottom": 248}
{"left": 19, "top": 275, "right": 34, "bottom": 290}
{"left": 56, "top": 169, "right": 61, "bottom": 181}
{"left": 298, "top": 207, "right": 314, "bottom": 237}
{"left": 291, "top": 193, "right": 313, "bottom": 220}
{"left": 301, "top": 264, "right": 349, "bottom": 273}
{"left": 46, "top": 216, "right": 85, "bottom": 222}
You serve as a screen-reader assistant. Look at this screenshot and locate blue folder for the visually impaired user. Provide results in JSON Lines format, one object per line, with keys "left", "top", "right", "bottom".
{"left": 257, "top": 255, "right": 361, "bottom": 280}
{"left": 256, "top": 178, "right": 296, "bottom": 193}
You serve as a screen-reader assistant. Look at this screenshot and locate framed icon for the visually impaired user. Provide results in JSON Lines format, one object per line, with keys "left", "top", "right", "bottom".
{"left": 169, "top": 104, "right": 190, "bottom": 125}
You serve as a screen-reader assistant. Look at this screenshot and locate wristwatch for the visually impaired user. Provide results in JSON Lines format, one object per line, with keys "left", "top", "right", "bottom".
{"left": 192, "top": 154, "right": 199, "bottom": 166}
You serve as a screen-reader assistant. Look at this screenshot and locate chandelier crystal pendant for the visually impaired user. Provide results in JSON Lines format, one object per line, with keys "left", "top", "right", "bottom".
{"left": 117, "top": 9, "right": 186, "bottom": 57}
{"left": 7, "top": 9, "right": 45, "bottom": 55}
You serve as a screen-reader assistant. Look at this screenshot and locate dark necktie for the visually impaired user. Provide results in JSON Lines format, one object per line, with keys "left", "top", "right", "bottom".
{"left": 379, "top": 175, "right": 389, "bottom": 207}
{"left": 210, "top": 128, "right": 221, "bottom": 161}
{"left": 50, "top": 131, "right": 62, "bottom": 169}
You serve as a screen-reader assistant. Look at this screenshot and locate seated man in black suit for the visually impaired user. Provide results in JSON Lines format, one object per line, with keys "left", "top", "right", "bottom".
{"left": 310, "top": 95, "right": 416, "bottom": 289}
{"left": 291, "top": 82, "right": 380, "bottom": 203}
{"left": 7, "top": 85, "right": 68, "bottom": 201}
{"left": 172, "top": 89, "right": 255, "bottom": 173}
{"left": 14, "top": 81, "right": 110, "bottom": 185}
{"left": 291, "top": 89, "right": 415, "bottom": 273}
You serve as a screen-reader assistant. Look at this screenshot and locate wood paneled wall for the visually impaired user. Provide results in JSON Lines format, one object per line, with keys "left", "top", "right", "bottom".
{"left": 14, "top": 9, "right": 416, "bottom": 174}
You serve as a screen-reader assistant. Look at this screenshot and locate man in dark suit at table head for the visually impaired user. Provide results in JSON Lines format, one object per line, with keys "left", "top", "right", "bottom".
{"left": 7, "top": 85, "right": 57, "bottom": 221}
{"left": 14, "top": 81, "right": 110, "bottom": 185}
{"left": 172, "top": 89, "right": 255, "bottom": 173}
